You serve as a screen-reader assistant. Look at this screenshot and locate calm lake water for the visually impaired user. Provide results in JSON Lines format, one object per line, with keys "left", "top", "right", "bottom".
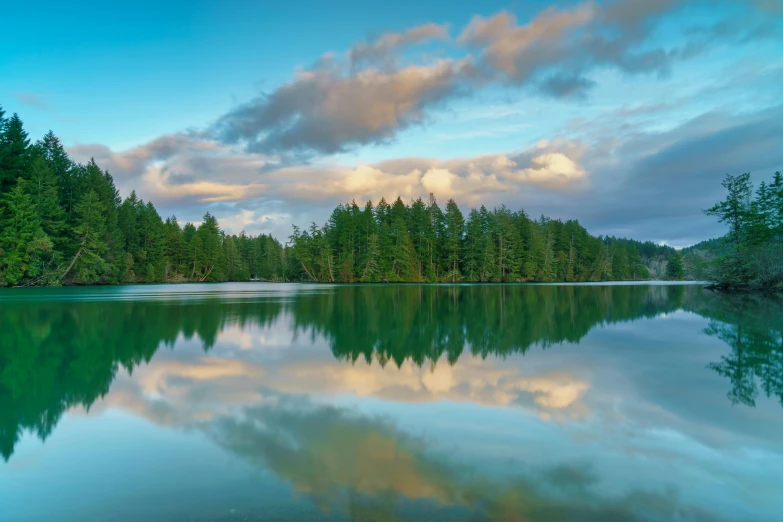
{"left": 1, "top": 283, "right": 782, "bottom": 521}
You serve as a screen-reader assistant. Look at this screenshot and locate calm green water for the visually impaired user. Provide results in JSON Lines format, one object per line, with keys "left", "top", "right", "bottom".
{"left": 1, "top": 283, "right": 781, "bottom": 521}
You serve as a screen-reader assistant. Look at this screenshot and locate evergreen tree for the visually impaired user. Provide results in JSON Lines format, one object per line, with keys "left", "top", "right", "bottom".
{"left": 0, "top": 181, "right": 52, "bottom": 286}
{"left": 666, "top": 251, "right": 685, "bottom": 280}
{"left": 702, "top": 171, "right": 783, "bottom": 290}
{"left": 196, "top": 213, "right": 224, "bottom": 282}
{"left": 36, "top": 131, "right": 76, "bottom": 219}
{"left": 63, "top": 190, "right": 108, "bottom": 284}
{"left": 443, "top": 199, "right": 465, "bottom": 282}
{"left": 0, "top": 113, "right": 31, "bottom": 193}
{"left": 25, "top": 155, "right": 65, "bottom": 242}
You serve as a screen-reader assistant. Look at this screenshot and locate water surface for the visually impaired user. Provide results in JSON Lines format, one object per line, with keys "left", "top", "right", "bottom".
{"left": 1, "top": 283, "right": 782, "bottom": 521}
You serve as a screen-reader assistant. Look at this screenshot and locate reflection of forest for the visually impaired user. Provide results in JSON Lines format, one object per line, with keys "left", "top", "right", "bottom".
{"left": 684, "top": 292, "right": 783, "bottom": 408}
{"left": 1, "top": 284, "right": 780, "bottom": 462}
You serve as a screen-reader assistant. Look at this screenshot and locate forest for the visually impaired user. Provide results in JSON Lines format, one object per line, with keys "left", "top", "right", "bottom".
{"left": 288, "top": 196, "right": 682, "bottom": 283}
{"left": 0, "top": 107, "right": 683, "bottom": 287}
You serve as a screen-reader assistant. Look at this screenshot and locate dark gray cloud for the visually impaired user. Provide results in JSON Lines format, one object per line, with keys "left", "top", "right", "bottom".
{"left": 543, "top": 104, "right": 783, "bottom": 244}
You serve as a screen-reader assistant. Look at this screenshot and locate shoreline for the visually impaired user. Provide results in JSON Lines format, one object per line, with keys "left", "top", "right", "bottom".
{"left": 704, "top": 283, "right": 783, "bottom": 294}
{"left": 2, "top": 280, "right": 710, "bottom": 290}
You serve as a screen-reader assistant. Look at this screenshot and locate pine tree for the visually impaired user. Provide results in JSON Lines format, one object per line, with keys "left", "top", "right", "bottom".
{"left": 196, "top": 213, "right": 224, "bottom": 281}
{"left": 703, "top": 173, "right": 755, "bottom": 286}
{"left": 462, "top": 209, "right": 484, "bottom": 280}
{"left": 37, "top": 131, "right": 77, "bottom": 221}
{"left": 389, "top": 197, "right": 417, "bottom": 281}
{"left": 361, "top": 234, "right": 381, "bottom": 282}
{"left": 704, "top": 173, "right": 753, "bottom": 253}
{"left": 666, "top": 251, "right": 685, "bottom": 280}
{"left": 443, "top": 199, "right": 464, "bottom": 282}
{"left": 63, "top": 190, "right": 109, "bottom": 284}
{"left": 0, "top": 181, "right": 52, "bottom": 286}
{"left": 25, "top": 156, "right": 66, "bottom": 242}
{"left": 0, "top": 113, "right": 31, "bottom": 193}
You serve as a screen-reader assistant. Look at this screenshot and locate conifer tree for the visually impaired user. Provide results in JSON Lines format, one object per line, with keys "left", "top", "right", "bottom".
{"left": 443, "top": 199, "right": 464, "bottom": 282}
{"left": 25, "top": 156, "right": 65, "bottom": 242}
{"left": 0, "top": 113, "right": 31, "bottom": 193}
{"left": 666, "top": 251, "right": 685, "bottom": 280}
{"left": 0, "top": 181, "right": 52, "bottom": 286}
{"left": 63, "top": 190, "right": 108, "bottom": 284}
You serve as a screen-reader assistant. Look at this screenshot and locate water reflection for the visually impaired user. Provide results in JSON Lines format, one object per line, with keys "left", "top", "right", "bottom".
{"left": 1, "top": 283, "right": 782, "bottom": 521}
{"left": 1, "top": 284, "right": 687, "bottom": 461}
{"left": 693, "top": 293, "right": 783, "bottom": 408}
{"left": 204, "top": 395, "right": 716, "bottom": 522}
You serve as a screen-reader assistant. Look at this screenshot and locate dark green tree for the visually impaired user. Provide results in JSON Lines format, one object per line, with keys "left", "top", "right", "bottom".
{"left": 666, "top": 251, "right": 685, "bottom": 280}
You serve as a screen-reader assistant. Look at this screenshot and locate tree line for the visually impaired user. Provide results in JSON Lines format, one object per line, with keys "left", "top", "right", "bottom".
{"left": 694, "top": 172, "right": 783, "bottom": 291}
{"left": 1, "top": 106, "right": 681, "bottom": 286}
{"left": 0, "top": 106, "right": 286, "bottom": 286}
{"left": 288, "top": 196, "right": 679, "bottom": 283}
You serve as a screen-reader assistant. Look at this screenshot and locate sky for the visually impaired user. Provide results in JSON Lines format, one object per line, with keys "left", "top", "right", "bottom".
{"left": 2, "top": 0, "right": 783, "bottom": 246}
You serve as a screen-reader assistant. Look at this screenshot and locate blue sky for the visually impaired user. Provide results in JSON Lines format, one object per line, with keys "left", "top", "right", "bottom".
{"left": 2, "top": 0, "right": 783, "bottom": 245}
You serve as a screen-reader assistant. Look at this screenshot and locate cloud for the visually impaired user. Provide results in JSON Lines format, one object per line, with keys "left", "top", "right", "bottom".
{"left": 68, "top": 135, "right": 588, "bottom": 218}
{"left": 67, "top": 99, "right": 782, "bottom": 246}
{"left": 567, "top": 103, "right": 783, "bottom": 243}
{"left": 267, "top": 142, "right": 587, "bottom": 205}
{"left": 349, "top": 23, "right": 450, "bottom": 70}
{"left": 62, "top": 3, "right": 783, "bottom": 243}
{"left": 14, "top": 91, "right": 49, "bottom": 109}
{"left": 209, "top": 1, "right": 779, "bottom": 157}
{"left": 213, "top": 58, "right": 474, "bottom": 156}
{"left": 68, "top": 134, "right": 275, "bottom": 206}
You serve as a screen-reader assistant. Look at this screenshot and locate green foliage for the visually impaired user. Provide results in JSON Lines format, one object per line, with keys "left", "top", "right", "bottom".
{"left": 0, "top": 112, "right": 31, "bottom": 193}
{"left": 68, "top": 189, "right": 109, "bottom": 283}
{"left": 0, "top": 109, "right": 288, "bottom": 287}
{"left": 702, "top": 172, "right": 783, "bottom": 291}
{"left": 666, "top": 251, "right": 685, "bottom": 280}
{"left": 0, "top": 181, "right": 53, "bottom": 286}
{"left": 290, "top": 199, "right": 672, "bottom": 283}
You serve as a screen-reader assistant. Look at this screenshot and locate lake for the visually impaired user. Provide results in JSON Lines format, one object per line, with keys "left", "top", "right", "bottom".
{"left": 1, "top": 283, "right": 781, "bottom": 521}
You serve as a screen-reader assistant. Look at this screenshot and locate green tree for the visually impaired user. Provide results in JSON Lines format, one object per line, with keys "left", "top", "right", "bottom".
{"left": 0, "top": 112, "right": 31, "bottom": 193}
{"left": 443, "top": 199, "right": 464, "bottom": 282}
{"left": 25, "top": 156, "right": 66, "bottom": 243}
{"left": 666, "top": 251, "right": 685, "bottom": 280}
{"left": 0, "top": 181, "right": 53, "bottom": 286}
{"left": 63, "top": 190, "right": 108, "bottom": 284}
